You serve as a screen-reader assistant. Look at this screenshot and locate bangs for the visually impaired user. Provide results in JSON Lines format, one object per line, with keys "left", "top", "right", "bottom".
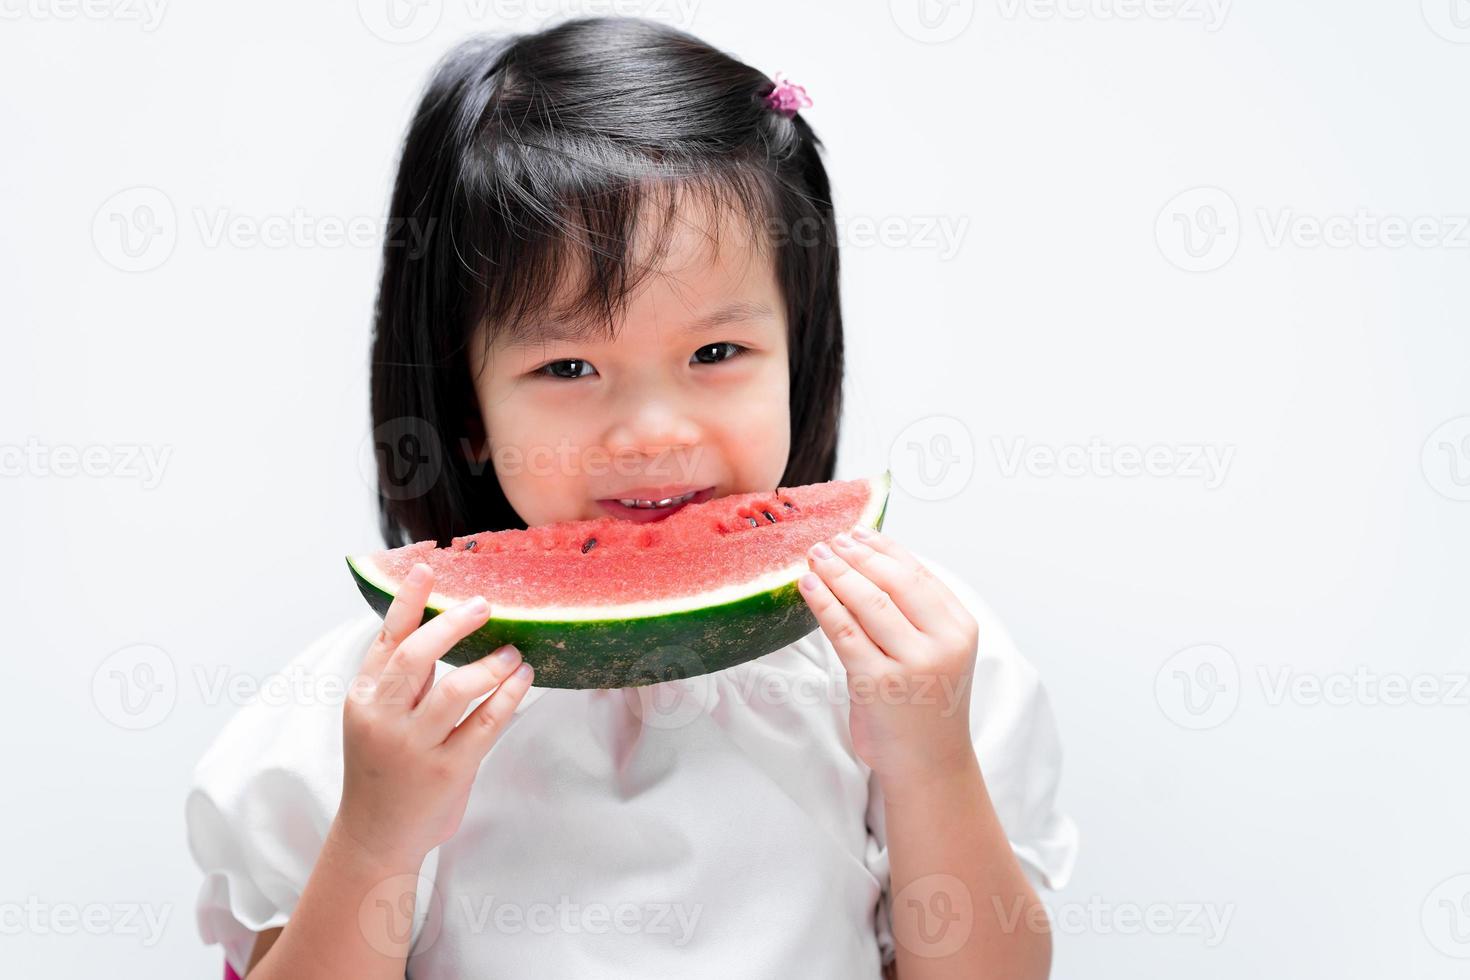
{"left": 458, "top": 152, "right": 780, "bottom": 360}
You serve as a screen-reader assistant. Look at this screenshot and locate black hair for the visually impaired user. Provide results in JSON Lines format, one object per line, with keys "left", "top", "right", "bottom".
{"left": 368, "top": 16, "right": 844, "bottom": 546}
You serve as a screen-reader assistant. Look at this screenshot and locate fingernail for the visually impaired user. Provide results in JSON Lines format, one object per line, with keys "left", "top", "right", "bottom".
{"left": 809, "top": 541, "right": 833, "bottom": 560}
{"left": 493, "top": 645, "right": 519, "bottom": 663}
{"left": 464, "top": 596, "right": 488, "bottom": 614}
{"left": 833, "top": 532, "right": 854, "bottom": 548}
{"left": 514, "top": 662, "right": 533, "bottom": 679}
{"left": 407, "top": 564, "right": 429, "bottom": 585}
{"left": 799, "top": 572, "right": 820, "bottom": 591}
{"left": 852, "top": 526, "right": 875, "bottom": 540}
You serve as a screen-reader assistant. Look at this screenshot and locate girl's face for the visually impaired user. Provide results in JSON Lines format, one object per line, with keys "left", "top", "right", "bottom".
{"left": 468, "top": 195, "right": 792, "bottom": 529}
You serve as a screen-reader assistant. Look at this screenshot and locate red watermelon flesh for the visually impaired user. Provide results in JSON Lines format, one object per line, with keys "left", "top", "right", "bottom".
{"left": 378, "top": 476, "right": 884, "bottom": 608}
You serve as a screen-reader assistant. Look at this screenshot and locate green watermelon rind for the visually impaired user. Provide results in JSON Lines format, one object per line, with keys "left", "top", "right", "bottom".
{"left": 345, "top": 471, "right": 892, "bottom": 690}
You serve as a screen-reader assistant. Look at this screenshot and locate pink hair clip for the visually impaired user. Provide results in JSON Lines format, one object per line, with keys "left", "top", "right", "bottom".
{"left": 763, "top": 72, "right": 813, "bottom": 118}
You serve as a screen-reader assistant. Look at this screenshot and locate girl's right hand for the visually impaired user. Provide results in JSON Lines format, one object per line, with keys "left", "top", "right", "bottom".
{"left": 335, "top": 563, "right": 533, "bottom": 864}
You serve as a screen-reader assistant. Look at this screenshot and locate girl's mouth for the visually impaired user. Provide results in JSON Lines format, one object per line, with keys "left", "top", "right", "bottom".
{"left": 596, "top": 486, "right": 716, "bottom": 523}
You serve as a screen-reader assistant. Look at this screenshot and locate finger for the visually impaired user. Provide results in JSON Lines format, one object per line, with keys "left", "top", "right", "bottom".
{"left": 409, "top": 659, "right": 439, "bottom": 712}
{"left": 829, "top": 532, "right": 955, "bottom": 635}
{"left": 410, "top": 644, "right": 524, "bottom": 744}
{"left": 848, "top": 527, "right": 970, "bottom": 623}
{"left": 806, "top": 541, "right": 924, "bottom": 660}
{"left": 359, "top": 563, "right": 434, "bottom": 684}
{"left": 798, "top": 567, "right": 888, "bottom": 675}
{"left": 442, "top": 660, "right": 535, "bottom": 764}
{"left": 378, "top": 596, "right": 492, "bottom": 711}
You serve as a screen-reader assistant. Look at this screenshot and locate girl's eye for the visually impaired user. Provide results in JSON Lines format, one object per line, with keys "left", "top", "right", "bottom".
{"left": 692, "top": 342, "right": 749, "bottom": 365}
{"left": 532, "top": 343, "right": 748, "bottom": 380}
{"left": 534, "top": 359, "right": 597, "bottom": 380}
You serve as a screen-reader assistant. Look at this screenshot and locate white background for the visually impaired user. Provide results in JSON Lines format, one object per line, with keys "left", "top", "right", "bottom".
{"left": 4, "top": 0, "right": 1469, "bottom": 976}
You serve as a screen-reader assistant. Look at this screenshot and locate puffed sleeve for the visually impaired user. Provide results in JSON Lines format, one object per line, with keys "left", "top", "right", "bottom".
{"left": 183, "top": 612, "right": 440, "bottom": 977}
{"left": 864, "top": 552, "right": 1079, "bottom": 966}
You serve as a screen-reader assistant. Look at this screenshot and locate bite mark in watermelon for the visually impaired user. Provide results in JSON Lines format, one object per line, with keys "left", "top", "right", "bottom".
{"left": 346, "top": 471, "right": 892, "bottom": 689}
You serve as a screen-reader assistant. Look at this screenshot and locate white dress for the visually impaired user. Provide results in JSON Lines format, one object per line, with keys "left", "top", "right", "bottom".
{"left": 185, "top": 551, "right": 1078, "bottom": 978}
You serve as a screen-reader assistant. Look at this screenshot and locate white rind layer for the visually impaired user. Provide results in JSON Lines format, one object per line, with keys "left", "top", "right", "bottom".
{"left": 349, "top": 472, "right": 890, "bottom": 623}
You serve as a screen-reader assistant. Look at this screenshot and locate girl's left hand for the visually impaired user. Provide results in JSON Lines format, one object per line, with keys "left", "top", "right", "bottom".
{"left": 798, "top": 526, "right": 979, "bottom": 789}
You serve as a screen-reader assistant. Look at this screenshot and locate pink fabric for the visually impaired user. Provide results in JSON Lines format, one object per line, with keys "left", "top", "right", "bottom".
{"left": 224, "top": 962, "right": 242, "bottom": 980}
{"left": 763, "top": 71, "right": 812, "bottom": 118}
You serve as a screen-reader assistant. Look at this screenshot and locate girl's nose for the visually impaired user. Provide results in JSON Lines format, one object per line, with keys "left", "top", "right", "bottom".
{"left": 603, "top": 400, "right": 703, "bottom": 461}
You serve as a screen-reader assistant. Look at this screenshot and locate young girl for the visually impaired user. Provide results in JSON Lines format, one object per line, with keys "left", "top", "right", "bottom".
{"left": 185, "top": 17, "right": 1076, "bottom": 979}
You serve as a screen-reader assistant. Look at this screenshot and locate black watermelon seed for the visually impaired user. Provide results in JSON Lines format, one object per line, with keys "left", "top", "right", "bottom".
{"left": 464, "top": 539, "right": 477, "bottom": 551}
{"left": 761, "top": 510, "right": 776, "bottom": 523}
{"left": 782, "top": 501, "right": 794, "bottom": 509}
{"left": 747, "top": 516, "right": 758, "bottom": 527}
{"left": 581, "top": 537, "right": 597, "bottom": 554}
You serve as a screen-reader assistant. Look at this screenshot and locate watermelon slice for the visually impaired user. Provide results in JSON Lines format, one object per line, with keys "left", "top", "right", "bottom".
{"left": 346, "top": 471, "right": 892, "bottom": 689}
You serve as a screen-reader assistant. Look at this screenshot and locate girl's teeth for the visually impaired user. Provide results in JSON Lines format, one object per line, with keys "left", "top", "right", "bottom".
{"left": 617, "top": 491, "right": 697, "bottom": 509}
